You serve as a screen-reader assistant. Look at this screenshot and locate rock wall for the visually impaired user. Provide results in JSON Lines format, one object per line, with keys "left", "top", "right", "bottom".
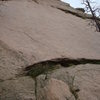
{"left": 0, "top": 0, "right": 100, "bottom": 100}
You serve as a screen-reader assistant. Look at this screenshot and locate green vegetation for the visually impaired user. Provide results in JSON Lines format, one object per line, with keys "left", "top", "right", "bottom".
{"left": 26, "top": 62, "right": 61, "bottom": 78}
{"left": 26, "top": 58, "right": 100, "bottom": 78}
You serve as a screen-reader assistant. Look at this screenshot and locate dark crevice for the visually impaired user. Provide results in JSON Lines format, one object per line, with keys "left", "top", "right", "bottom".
{"left": 57, "top": 7, "right": 100, "bottom": 21}
{"left": 57, "top": 7, "right": 90, "bottom": 19}
{"left": 32, "top": 0, "right": 39, "bottom": 4}
{"left": 68, "top": 75, "right": 79, "bottom": 100}
{"left": 25, "top": 58, "right": 100, "bottom": 78}
{"left": 34, "top": 78, "right": 37, "bottom": 100}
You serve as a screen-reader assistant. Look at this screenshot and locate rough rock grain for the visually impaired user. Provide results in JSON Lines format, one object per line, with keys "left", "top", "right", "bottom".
{"left": 0, "top": 0, "right": 100, "bottom": 100}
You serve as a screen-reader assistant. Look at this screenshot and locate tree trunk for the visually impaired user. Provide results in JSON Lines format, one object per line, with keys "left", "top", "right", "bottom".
{"left": 86, "top": 0, "right": 100, "bottom": 32}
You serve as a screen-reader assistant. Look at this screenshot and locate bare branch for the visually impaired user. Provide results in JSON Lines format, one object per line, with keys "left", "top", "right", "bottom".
{"left": 82, "top": 0, "right": 100, "bottom": 32}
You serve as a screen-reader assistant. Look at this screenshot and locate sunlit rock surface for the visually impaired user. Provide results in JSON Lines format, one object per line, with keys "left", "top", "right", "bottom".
{"left": 0, "top": 0, "right": 100, "bottom": 100}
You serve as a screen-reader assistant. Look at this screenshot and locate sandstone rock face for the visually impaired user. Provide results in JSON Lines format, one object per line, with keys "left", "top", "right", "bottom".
{"left": 36, "top": 77, "right": 75, "bottom": 100}
{"left": 0, "top": 76, "right": 35, "bottom": 100}
{"left": 0, "top": 0, "right": 100, "bottom": 100}
{"left": 36, "top": 64, "right": 100, "bottom": 100}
